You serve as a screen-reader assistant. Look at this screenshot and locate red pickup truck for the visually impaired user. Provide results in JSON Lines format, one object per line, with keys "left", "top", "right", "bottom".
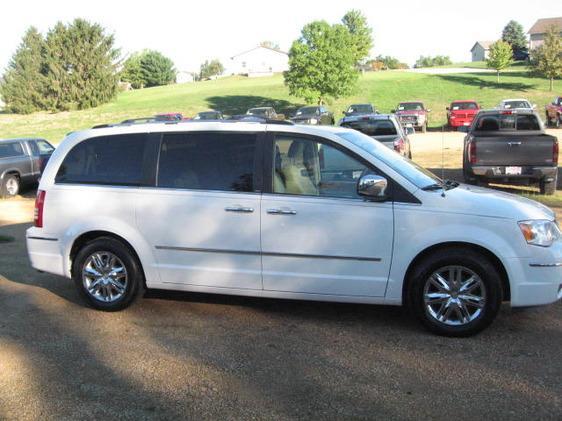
{"left": 447, "top": 100, "right": 480, "bottom": 129}
{"left": 545, "top": 96, "right": 562, "bottom": 128}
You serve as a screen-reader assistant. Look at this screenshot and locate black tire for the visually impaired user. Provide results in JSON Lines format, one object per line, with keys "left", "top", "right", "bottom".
{"left": 539, "top": 173, "right": 557, "bottom": 195}
{"left": 0, "top": 174, "right": 20, "bottom": 198}
{"left": 406, "top": 247, "right": 502, "bottom": 337}
{"left": 72, "top": 237, "right": 144, "bottom": 311}
{"left": 545, "top": 113, "right": 552, "bottom": 127}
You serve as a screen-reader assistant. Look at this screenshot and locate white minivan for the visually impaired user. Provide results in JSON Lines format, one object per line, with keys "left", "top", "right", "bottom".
{"left": 26, "top": 121, "right": 562, "bottom": 336}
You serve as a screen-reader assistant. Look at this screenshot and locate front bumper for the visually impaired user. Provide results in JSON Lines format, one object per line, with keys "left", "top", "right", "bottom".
{"left": 26, "top": 227, "right": 66, "bottom": 277}
{"left": 448, "top": 117, "right": 473, "bottom": 127}
{"left": 471, "top": 166, "right": 557, "bottom": 180}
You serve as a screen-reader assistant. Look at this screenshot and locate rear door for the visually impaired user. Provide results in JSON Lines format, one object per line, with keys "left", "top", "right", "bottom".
{"left": 135, "top": 131, "right": 264, "bottom": 290}
{"left": 473, "top": 114, "right": 555, "bottom": 166}
{"left": 261, "top": 133, "right": 394, "bottom": 297}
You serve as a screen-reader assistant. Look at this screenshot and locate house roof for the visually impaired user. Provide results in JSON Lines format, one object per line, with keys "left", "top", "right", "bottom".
{"left": 470, "top": 40, "right": 494, "bottom": 51}
{"left": 231, "top": 45, "right": 288, "bottom": 59}
{"left": 528, "top": 17, "right": 562, "bottom": 34}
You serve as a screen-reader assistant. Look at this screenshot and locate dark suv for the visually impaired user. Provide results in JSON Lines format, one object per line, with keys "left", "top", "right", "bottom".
{"left": 0, "top": 138, "right": 55, "bottom": 197}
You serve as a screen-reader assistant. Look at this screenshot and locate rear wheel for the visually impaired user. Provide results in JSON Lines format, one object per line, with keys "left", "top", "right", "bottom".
{"left": 556, "top": 115, "right": 561, "bottom": 128}
{"left": 72, "top": 237, "right": 144, "bottom": 311}
{"left": 407, "top": 248, "right": 502, "bottom": 337}
{"left": 539, "top": 173, "right": 557, "bottom": 195}
{"left": 1, "top": 174, "right": 20, "bottom": 198}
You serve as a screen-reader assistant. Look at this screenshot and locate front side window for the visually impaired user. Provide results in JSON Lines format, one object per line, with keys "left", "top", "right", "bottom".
{"left": 0, "top": 142, "right": 24, "bottom": 158}
{"left": 158, "top": 132, "right": 256, "bottom": 192}
{"left": 272, "top": 136, "right": 373, "bottom": 199}
{"left": 55, "top": 134, "right": 147, "bottom": 185}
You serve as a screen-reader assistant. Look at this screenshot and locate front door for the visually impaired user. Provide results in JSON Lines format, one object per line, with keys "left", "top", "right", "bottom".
{"left": 136, "top": 131, "right": 263, "bottom": 290}
{"left": 261, "top": 134, "right": 394, "bottom": 297}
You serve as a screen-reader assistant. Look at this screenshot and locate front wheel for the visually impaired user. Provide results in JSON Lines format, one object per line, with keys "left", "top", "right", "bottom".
{"left": 1, "top": 174, "right": 20, "bottom": 198}
{"left": 72, "top": 237, "right": 144, "bottom": 311}
{"left": 407, "top": 248, "right": 502, "bottom": 337}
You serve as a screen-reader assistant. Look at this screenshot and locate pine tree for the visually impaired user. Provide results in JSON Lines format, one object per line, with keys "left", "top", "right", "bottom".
{"left": 502, "top": 20, "right": 528, "bottom": 58}
{"left": 139, "top": 50, "right": 176, "bottom": 87}
{"left": 0, "top": 27, "right": 47, "bottom": 114}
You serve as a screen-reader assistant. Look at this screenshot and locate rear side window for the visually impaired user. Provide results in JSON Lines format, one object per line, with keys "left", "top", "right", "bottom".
{"left": 341, "top": 119, "right": 397, "bottom": 136}
{"left": 55, "top": 134, "right": 147, "bottom": 185}
{"left": 158, "top": 132, "right": 256, "bottom": 192}
{"left": 0, "top": 142, "right": 24, "bottom": 158}
{"left": 474, "top": 114, "right": 540, "bottom": 131}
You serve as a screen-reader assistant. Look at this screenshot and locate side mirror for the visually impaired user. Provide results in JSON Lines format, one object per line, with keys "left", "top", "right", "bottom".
{"left": 357, "top": 174, "right": 388, "bottom": 201}
{"left": 342, "top": 111, "right": 347, "bottom": 115}
{"left": 446, "top": 107, "right": 450, "bottom": 111}
{"left": 532, "top": 104, "right": 537, "bottom": 109}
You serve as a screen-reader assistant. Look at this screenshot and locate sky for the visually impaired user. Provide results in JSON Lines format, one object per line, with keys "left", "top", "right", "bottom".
{"left": 0, "top": 0, "right": 561, "bottom": 73}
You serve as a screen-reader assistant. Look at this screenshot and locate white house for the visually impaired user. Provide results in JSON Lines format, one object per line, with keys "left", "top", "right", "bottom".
{"left": 176, "top": 71, "right": 196, "bottom": 84}
{"left": 528, "top": 17, "right": 562, "bottom": 50}
{"left": 228, "top": 46, "right": 289, "bottom": 77}
{"left": 470, "top": 41, "right": 494, "bottom": 62}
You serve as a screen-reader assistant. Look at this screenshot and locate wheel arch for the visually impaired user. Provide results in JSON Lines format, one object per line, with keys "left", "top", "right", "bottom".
{"left": 69, "top": 230, "right": 147, "bottom": 288}
{"left": 401, "top": 241, "right": 510, "bottom": 304}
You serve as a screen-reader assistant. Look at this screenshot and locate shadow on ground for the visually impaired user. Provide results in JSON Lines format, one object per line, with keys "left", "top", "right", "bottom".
{"left": 206, "top": 95, "right": 302, "bottom": 116}
{"left": 435, "top": 73, "right": 536, "bottom": 91}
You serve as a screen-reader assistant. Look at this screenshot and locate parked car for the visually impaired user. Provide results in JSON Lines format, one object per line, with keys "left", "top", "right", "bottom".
{"left": 154, "top": 113, "right": 183, "bottom": 122}
{"left": 497, "top": 99, "right": 535, "bottom": 110}
{"left": 447, "top": 100, "right": 480, "bottom": 129}
{"left": 339, "top": 114, "right": 412, "bottom": 158}
{"left": 392, "top": 101, "right": 431, "bottom": 133}
{"left": 27, "top": 120, "right": 562, "bottom": 336}
{"left": 545, "top": 96, "right": 562, "bottom": 128}
{"left": 463, "top": 109, "right": 558, "bottom": 194}
{"left": 343, "top": 103, "right": 376, "bottom": 117}
{"left": 194, "top": 110, "right": 224, "bottom": 120}
{"left": 0, "top": 138, "right": 55, "bottom": 198}
{"left": 290, "top": 106, "right": 334, "bottom": 125}
{"left": 246, "top": 107, "right": 284, "bottom": 120}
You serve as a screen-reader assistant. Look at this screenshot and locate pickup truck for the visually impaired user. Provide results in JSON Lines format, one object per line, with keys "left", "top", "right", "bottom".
{"left": 392, "top": 101, "right": 430, "bottom": 133}
{"left": 0, "top": 138, "right": 55, "bottom": 198}
{"left": 463, "top": 110, "right": 559, "bottom": 194}
{"left": 447, "top": 100, "right": 480, "bottom": 129}
{"left": 545, "top": 96, "right": 562, "bottom": 128}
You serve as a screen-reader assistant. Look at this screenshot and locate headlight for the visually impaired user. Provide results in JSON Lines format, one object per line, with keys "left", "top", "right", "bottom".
{"left": 309, "top": 118, "right": 318, "bottom": 124}
{"left": 518, "top": 220, "right": 560, "bottom": 247}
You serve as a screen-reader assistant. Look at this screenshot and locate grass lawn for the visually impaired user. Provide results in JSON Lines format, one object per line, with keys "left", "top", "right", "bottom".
{"left": 1, "top": 69, "right": 559, "bottom": 145}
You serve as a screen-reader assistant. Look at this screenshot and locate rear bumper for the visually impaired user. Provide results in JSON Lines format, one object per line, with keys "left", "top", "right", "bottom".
{"left": 26, "top": 227, "right": 66, "bottom": 277}
{"left": 470, "top": 166, "right": 557, "bottom": 180}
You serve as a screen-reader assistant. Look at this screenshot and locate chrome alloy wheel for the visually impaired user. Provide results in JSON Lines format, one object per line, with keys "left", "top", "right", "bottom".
{"left": 5, "top": 177, "right": 19, "bottom": 195}
{"left": 423, "top": 265, "right": 486, "bottom": 326}
{"left": 82, "top": 252, "right": 128, "bottom": 303}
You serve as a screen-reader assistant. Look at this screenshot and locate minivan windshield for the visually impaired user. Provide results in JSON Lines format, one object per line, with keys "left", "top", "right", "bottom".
{"left": 338, "top": 130, "right": 443, "bottom": 190}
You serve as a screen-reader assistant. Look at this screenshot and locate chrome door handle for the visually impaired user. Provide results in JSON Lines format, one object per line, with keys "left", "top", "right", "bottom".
{"left": 225, "top": 206, "right": 254, "bottom": 213}
{"left": 508, "top": 141, "right": 522, "bottom": 146}
{"left": 267, "top": 208, "right": 297, "bottom": 215}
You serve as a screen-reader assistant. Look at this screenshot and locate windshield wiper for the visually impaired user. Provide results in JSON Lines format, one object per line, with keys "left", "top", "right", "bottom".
{"left": 444, "top": 179, "right": 459, "bottom": 189}
{"left": 421, "top": 183, "right": 445, "bottom": 191}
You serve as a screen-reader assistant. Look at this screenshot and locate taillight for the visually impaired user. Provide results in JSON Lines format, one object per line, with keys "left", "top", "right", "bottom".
{"left": 394, "top": 138, "right": 405, "bottom": 153}
{"left": 468, "top": 141, "right": 477, "bottom": 164}
{"left": 553, "top": 140, "right": 559, "bottom": 164}
{"left": 34, "top": 190, "right": 46, "bottom": 228}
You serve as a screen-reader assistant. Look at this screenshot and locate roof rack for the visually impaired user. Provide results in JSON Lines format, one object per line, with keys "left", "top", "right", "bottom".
{"left": 91, "top": 117, "right": 294, "bottom": 129}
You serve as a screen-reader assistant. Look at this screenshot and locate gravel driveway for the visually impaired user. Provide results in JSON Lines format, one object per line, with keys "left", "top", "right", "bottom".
{"left": 0, "top": 160, "right": 561, "bottom": 420}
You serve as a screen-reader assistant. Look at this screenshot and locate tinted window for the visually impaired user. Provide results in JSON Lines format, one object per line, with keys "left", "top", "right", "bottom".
{"left": 273, "top": 136, "right": 373, "bottom": 199}
{"left": 55, "top": 134, "right": 147, "bottom": 185}
{"left": 0, "top": 142, "right": 24, "bottom": 158}
{"left": 516, "top": 115, "right": 541, "bottom": 130}
{"left": 158, "top": 132, "right": 256, "bottom": 192}
{"left": 398, "top": 103, "right": 423, "bottom": 111}
{"left": 341, "top": 119, "right": 397, "bottom": 136}
{"left": 474, "top": 114, "right": 541, "bottom": 131}
{"left": 451, "top": 102, "right": 478, "bottom": 110}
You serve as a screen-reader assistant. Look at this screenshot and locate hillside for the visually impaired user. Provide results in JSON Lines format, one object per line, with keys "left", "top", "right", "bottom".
{"left": 0, "top": 70, "right": 559, "bottom": 145}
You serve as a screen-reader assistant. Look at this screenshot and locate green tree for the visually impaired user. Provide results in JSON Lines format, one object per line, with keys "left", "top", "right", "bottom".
{"left": 121, "top": 52, "right": 145, "bottom": 89}
{"left": 502, "top": 20, "right": 528, "bottom": 58}
{"left": 342, "top": 9, "right": 373, "bottom": 64}
{"left": 414, "top": 55, "right": 452, "bottom": 68}
{"left": 199, "top": 59, "right": 224, "bottom": 79}
{"left": 138, "top": 50, "right": 176, "bottom": 87}
{"left": 0, "top": 27, "right": 47, "bottom": 114}
{"left": 531, "top": 26, "right": 562, "bottom": 91}
{"left": 284, "top": 20, "right": 357, "bottom": 104}
{"left": 43, "top": 19, "right": 120, "bottom": 111}
{"left": 486, "top": 40, "right": 514, "bottom": 82}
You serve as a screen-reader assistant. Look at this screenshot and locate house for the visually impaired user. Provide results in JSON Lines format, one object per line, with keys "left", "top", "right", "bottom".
{"left": 470, "top": 41, "right": 494, "bottom": 62}
{"left": 228, "top": 45, "right": 289, "bottom": 77}
{"left": 176, "top": 71, "right": 196, "bottom": 84}
{"left": 528, "top": 17, "right": 562, "bottom": 50}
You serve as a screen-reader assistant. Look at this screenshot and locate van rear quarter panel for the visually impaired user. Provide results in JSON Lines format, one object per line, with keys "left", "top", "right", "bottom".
{"left": 43, "top": 185, "right": 160, "bottom": 284}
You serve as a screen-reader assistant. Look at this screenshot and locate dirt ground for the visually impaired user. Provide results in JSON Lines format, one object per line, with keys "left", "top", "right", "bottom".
{"left": 0, "top": 134, "right": 561, "bottom": 420}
